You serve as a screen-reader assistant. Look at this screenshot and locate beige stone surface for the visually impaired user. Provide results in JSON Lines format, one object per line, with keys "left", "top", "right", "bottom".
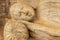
{"left": 9, "top": 2, "right": 35, "bottom": 21}
{"left": 10, "top": 0, "right": 40, "bottom": 8}
{"left": 0, "top": 18, "right": 6, "bottom": 40}
{"left": 4, "top": 19, "right": 29, "bottom": 40}
{"left": 34, "top": 0, "right": 60, "bottom": 36}
{"left": 20, "top": 21, "right": 56, "bottom": 40}
{"left": 1, "top": 0, "right": 60, "bottom": 40}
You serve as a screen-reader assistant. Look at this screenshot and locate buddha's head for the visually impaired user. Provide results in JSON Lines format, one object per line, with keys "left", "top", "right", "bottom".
{"left": 9, "top": 2, "right": 35, "bottom": 21}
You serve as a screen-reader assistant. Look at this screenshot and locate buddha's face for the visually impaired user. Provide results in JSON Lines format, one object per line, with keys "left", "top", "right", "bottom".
{"left": 10, "top": 3, "right": 35, "bottom": 21}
